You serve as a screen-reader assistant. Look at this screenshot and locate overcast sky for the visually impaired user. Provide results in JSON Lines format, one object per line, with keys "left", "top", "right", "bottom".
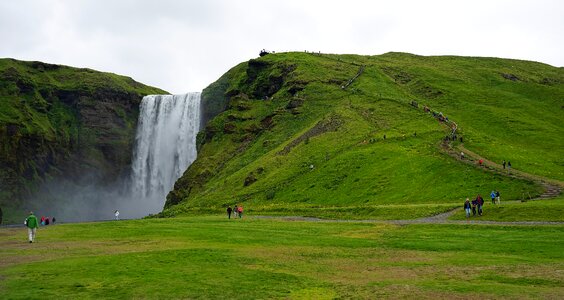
{"left": 1, "top": 0, "right": 562, "bottom": 94}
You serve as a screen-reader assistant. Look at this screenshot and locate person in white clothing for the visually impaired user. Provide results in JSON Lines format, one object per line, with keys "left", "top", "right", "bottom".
{"left": 114, "top": 210, "right": 120, "bottom": 220}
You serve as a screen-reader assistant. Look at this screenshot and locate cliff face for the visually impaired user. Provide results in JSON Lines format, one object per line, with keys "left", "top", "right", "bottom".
{"left": 0, "top": 59, "right": 167, "bottom": 212}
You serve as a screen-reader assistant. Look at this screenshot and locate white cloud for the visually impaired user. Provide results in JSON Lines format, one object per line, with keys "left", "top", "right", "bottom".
{"left": 1, "top": 0, "right": 562, "bottom": 94}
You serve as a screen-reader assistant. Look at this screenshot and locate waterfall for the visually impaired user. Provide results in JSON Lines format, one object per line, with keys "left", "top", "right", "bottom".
{"left": 130, "top": 92, "right": 201, "bottom": 214}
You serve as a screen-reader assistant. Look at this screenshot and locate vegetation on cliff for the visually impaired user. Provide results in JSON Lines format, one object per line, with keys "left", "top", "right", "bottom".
{"left": 0, "top": 58, "right": 166, "bottom": 222}
{"left": 165, "top": 52, "right": 563, "bottom": 216}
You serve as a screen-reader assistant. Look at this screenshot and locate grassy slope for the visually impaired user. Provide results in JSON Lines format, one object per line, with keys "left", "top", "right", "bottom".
{"left": 0, "top": 58, "right": 165, "bottom": 135}
{"left": 165, "top": 52, "right": 562, "bottom": 217}
{"left": 1, "top": 218, "right": 562, "bottom": 299}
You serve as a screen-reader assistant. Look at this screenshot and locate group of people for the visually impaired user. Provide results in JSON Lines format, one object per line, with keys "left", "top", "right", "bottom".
{"left": 490, "top": 190, "right": 501, "bottom": 204}
{"left": 40, "top": 216, "right": 55, "bottom": 226}
{"left": 463, "top": 190, "right": 501, "bottom": 218}
{"left": 226, "top": 205, "right": 244, "bottom": 219}
{"left": 502, "top": 160, "right": 512, "bottom": 173}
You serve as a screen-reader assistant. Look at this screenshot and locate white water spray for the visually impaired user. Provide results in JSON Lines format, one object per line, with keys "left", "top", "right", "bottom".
{"left": 129, "top": 92, "right": 201, "bottom": 214}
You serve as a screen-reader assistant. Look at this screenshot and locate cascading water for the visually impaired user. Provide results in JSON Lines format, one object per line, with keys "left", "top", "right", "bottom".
{"left": 129, "top": 92, "right": 201, "bottom": 215}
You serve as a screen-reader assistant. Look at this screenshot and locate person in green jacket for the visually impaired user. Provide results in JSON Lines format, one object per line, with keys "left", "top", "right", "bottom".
{"left": 25, "top": 211, "right": 39, "bottom": 243}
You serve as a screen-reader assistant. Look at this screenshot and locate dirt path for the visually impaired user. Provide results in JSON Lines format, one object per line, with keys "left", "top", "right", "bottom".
{"left": 442, "top": 144, "right": 562, "bottom": 201}
{"left": 253, "top": 213, "right": 564, "bottom": 226}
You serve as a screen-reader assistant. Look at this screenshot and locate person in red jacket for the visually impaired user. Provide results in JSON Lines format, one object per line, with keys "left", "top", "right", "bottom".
{"left": 476, "top": 194, "right": 484, "bottom": 216}
{"left": 238, "top": 206, "right": 243, "bottom": 219}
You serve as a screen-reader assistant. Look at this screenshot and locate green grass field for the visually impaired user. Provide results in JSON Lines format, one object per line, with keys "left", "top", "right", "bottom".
{"left": 449, "top": 197, "right": 564, "bottom": 222}
{"left": 1, "top": 217, "right": 563, "bottom": 299}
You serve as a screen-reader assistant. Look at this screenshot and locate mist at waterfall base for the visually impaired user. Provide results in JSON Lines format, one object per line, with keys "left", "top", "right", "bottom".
{"left": 30, "top": 93, "right": 201, "bottom": 222}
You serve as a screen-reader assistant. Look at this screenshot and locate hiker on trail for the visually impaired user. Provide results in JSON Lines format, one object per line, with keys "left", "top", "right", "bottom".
{"left": 502, "top": 160, "right": 506, "bottom": 169}
{"left": 45, "top": 217, "right": 50, "bottom": 225}
{"left": 464, "top": 198, "right": 472, "bottom": 218}
{"left": 507, "top": 161, "right": 512, "bottom": 173}
{"left": 233, "top": 205, "right": 238, "bottom": 218}
{"left": 490, "top": 191, "right": 496, "bottom": 204}
{"left": 461, "top": 152, "right": 465, "bottom": 159}
{"left": 238, "top": 206, "right": 243, "bottom": 219}
{"left": 478, "top": 159, "right": 483, "bottom": 166}
{"left": 476, "top": 194, "right": 484, "bottom": 216}
{"left": 114, "top": 210, "right": 120, "bottom": 220}
{"left": 227, "top": 206, "right": 233, "bottom": 219}
{"left": 40, "top": 216, "right": 46, "bottom": 226}
{"left": 495, "top": 190, "right": 501, "bottom": 204}
{"left": 471, "top": 198, "right": 477, "bottom": 216}
{"left": 52, "top": 217, "right": 56, "bottom": 224}
{"left": 25, "top": 211, "right": 39, "bottom": 243}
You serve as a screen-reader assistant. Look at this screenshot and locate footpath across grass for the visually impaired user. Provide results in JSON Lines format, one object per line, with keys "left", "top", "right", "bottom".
{"left": 1, "top": 216, "right": 563, "bottom": 299}
{"left": 449, "top": 197, "right": 564, "bottom": 222}
{"left": 169, "top": 203, "right": 460, "bottom": 220}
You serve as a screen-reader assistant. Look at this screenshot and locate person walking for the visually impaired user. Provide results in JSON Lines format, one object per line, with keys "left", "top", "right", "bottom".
{"left": 502, "top": 160, "right": 506, "bottom": 169}
{"left": 238, "top": 206, "right": 243, "bottom": 219}
{"left": 507, "top": 161, "right": 512, "bottom": 173}
{"left": 471, "top": 198, "right": 477, "bottom": 216}
{"left": 464, "top": 198, "right": 472, "bottom": 218}
{"left": 476, "top": 194, "right": 484, "bottom": 216}
{"left": 114, "top": 210, "right": 120, "bottom": 220}
{"left": 25, "top": 212, "right": 39, "bottom": 243}
{"left": 233, "top": 205, "right": 238, "bottom": 218}
{"left": 490, "top": 191, "right": 496, "bottom": 204}
{"left": 227, "top": 206, "right": 233, "bottom": 219}
{"left": 495, "top": 190, "right": 501, "bottom": 205}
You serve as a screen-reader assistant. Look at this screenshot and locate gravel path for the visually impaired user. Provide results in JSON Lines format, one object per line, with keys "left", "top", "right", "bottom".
{"left": 253, "top": 211, "right": 564, "bottom": 226}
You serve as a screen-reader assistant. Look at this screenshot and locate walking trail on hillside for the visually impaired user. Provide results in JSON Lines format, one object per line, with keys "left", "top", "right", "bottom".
{"left": 254, "top": 85, "right": 563, "bottom": 226}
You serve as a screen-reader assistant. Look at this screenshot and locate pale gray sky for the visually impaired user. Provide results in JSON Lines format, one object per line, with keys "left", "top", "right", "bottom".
{"left": 1, "top": 0, "right": 562, "bottom": 94}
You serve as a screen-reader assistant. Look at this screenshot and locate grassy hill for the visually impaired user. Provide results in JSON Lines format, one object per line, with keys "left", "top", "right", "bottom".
{"left": 0, "top": 58, "right": 166, "bottom": 223}
{"left": 164, "top": 52, "right": 563, "bottom": 217}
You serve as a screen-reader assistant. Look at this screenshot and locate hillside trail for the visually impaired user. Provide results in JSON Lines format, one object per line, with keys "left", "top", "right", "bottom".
{"left": 441, "top": 143, "right": 563, "bottom": 201}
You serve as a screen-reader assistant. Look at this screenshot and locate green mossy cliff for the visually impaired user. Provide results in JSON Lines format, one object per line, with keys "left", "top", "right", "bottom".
{"left": 0, "top": 58, "right": 166, "bottom": 210}
{"left": 165, "top": 52, "right": 563, "bottom": 215}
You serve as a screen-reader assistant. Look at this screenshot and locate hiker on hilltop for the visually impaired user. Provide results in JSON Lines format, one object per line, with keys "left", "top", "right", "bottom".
{"left": 464, "top": 198, "right": 472, "bottom": 218}
{"left": 227, "top": 206, "right": 232, "bottom": 219}
{"left": 490, "top": 191, "right": 496, "bottom": 204}
{"left": 114, "top": 210, "right": 120, "bottom": 220}
{"left": 25, "top": 211, "right": 39, "bottom": 243}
